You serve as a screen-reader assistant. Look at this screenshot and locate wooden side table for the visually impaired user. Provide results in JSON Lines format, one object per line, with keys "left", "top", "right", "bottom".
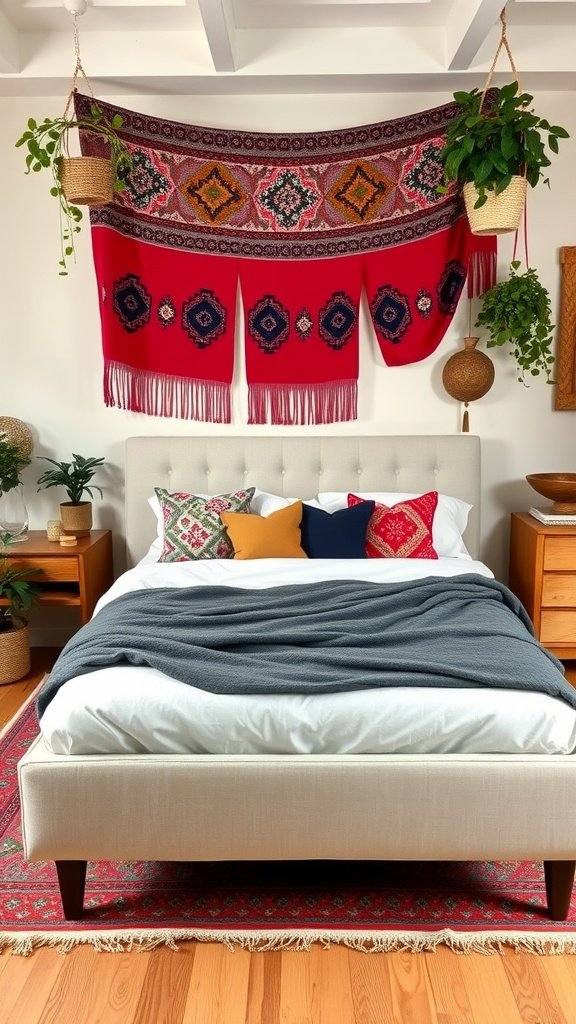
{"left": 509, "top": 512, "right": 576, "bottom": 661}
{"left": 0, "top": 530, "right": 114, "bottom": 625}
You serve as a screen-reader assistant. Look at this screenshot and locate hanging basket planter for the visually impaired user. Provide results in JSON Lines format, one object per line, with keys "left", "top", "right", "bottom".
{"left": 15, "top": 10, "right": 132, "bottom": 275}
{"left": 58, "top": 154, "right": 114, "bottom": 206}
{"left": 463, "top": 176, "right": 527, "bottom": 237}
{"left": 438, "top": 11, "right": 569, "bottom": 239}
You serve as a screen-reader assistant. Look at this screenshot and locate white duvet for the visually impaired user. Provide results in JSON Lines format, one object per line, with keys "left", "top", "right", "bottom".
{"left": 40, "top": 557, "right": 576, "bottom": 757}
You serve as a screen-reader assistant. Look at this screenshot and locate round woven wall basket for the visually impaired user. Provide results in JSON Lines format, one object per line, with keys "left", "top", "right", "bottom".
{"left": 0, "top": 416, "right": 33, "bottom": 461}
{"left": 442, "top": 337, "right": 495, "bottom": 431}
{"left": 0, "top": 620, "right": 30, "bottom": 686}
{"left": 463, "top": 176, "right": 526, "bottom": 236}
{"left": 58, "top": 156, "right": 114, "bottom": 206}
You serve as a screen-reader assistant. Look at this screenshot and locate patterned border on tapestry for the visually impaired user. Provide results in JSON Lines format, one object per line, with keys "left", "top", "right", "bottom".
{"left": 76, "top": 92, "right": 467, "bottom": 261}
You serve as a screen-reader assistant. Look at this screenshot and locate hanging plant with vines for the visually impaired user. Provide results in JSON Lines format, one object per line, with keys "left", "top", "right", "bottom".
{"left": 475, "top": 261, "right": 555, "bottom": 384}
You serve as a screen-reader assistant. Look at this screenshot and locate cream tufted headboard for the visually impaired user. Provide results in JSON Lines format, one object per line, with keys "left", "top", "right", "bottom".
{"left": 125, "top": 434, "right": 481, "bottom": 566}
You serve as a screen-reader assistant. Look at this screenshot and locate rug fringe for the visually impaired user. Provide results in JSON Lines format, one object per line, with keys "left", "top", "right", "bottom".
{"left": 2, "top": 928, "right": 576, "bottom": 957}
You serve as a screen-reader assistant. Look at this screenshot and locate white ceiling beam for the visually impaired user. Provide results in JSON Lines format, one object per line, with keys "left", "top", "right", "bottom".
{"left": 197, "top": 0, "right": 236, "bottom": 72}
{"left": 0, "top": 8, "right": 19, "bottom": 72}
{"left": 446, "top": 0, "right": 504, "bottom": 71}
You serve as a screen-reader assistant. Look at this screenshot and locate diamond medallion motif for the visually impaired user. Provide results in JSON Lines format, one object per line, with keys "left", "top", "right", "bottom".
{"left": 182, "top": 163, "right": 246, "bottom": 224}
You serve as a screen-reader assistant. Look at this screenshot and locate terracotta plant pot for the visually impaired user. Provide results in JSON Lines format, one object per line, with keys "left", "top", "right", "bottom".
{"left": 0, "top": 617, "right": 30, "bottom": 685}
{"left": 60, "top": 501, "right": 92, "bottom": 537}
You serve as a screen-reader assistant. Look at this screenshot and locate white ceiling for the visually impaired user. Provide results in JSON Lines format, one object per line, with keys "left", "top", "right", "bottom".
{"left": 1, "top": 0, "right": 576, "bottom": 96}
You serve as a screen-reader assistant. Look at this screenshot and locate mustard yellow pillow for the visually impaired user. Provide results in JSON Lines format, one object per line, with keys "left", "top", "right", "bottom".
{"left": 220, "top": 501, "right": 307, "bottom": 559}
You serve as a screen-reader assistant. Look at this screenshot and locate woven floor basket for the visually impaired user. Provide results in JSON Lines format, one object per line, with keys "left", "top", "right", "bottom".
{"left": 0, "top": 621, "right": 30, "bottom": 685}
{"left": 59, "top": 156, "right": 114, "bottom": 206}
{"left": 463, "top": 176, "right": 526, "bottom": 236}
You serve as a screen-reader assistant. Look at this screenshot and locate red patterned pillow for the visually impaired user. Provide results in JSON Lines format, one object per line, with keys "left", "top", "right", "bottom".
{"left": 348, "top": 491, "right": 439, "bottom": 559}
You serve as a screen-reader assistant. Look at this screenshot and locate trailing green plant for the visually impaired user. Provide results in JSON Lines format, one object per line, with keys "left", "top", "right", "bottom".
{"left": 37, "top": 453, "right": 105, "bottom": 506}
{"left": 15, "top": 103, "right": 132, "bottom": 275}
{"left": 439, "top": 82, "right": 569, "bottom": 208}
{"left": 475, "top": 261, "right": 555, "bottom": 384}
{"left": 0, "top": 437, "right": 31, "bottom": 494}
{"left": 0, "top": 532, "right": 40, "bottom": 633}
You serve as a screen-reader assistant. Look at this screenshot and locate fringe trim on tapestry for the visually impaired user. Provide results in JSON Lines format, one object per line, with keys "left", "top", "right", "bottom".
{"left": 248, "top": 381, "right": 357, "bottom": 426}
{"left": 104, "top": 361, "right": 232, "bottom": 423}
{"left": 3, "top": 928, "right": 576, "bottom": 957}
{"left": 467, "top": 248, "right": 497, "bottom": 298}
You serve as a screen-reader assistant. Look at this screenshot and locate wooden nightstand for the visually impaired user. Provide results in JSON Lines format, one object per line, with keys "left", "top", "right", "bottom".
{"left": 0, "top": 530, "right": 113, "bottom": 625}
{"left": 509, "top": 512, "right": 576, "bottom": 661}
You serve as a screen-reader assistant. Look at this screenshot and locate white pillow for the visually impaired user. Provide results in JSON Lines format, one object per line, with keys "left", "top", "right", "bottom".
{"left": 147, "top": 489, "right": 320, "bottom": 543}
{"left": 317, "top": 491, "right": 472, "bottom": 559}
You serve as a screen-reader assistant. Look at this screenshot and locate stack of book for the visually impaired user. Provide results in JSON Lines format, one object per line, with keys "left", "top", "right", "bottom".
{"left": 529, "top": 506, "right": 576, "bottom": 525}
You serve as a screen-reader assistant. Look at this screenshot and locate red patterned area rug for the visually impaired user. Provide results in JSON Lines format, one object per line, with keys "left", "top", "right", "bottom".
{"left": 2, "top": 695, "right": 576, "bottom": 955}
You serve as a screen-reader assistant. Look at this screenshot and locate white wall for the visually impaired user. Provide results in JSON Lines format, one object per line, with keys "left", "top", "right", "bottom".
{"left": 2, "top": 90, "right": 576, "bottom": 641}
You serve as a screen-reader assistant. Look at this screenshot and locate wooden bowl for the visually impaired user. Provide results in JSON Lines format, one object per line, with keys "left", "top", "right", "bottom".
{"left": 526, "top": 473, "right": 576, "bottom": 514}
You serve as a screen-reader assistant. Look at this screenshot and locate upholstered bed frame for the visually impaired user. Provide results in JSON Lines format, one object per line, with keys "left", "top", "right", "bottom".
{"left": 18, "top": 435, "right": 576, "bottom": 920}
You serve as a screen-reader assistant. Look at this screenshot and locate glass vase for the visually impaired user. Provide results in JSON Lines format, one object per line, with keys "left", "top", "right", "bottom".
{"left": 0, "top": 485, "right": 29, "bottom": 543}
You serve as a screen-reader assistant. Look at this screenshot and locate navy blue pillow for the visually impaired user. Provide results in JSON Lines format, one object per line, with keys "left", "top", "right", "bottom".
{"left": 301, "top": 501, "right": 375, "bottom": 558}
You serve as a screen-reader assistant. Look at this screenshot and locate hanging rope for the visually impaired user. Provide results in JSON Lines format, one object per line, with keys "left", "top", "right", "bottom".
{"left": 63, "top": 12, "right": 94, "bottom": 120}
{"left": 512, "top": 199, "right": 530, "bottom": 269}
{"left": 479, "top": 7, "right": 522, "bottom": 112}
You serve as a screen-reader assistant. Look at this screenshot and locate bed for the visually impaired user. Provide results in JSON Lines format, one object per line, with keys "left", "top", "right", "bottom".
{"left": 17, "top": 434, "right": 576, "bottom": 921}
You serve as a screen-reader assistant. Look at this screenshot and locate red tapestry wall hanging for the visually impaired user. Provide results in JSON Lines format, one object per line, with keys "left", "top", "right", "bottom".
{"left": 76, "top": 94, "right": 496, "bottom": 425}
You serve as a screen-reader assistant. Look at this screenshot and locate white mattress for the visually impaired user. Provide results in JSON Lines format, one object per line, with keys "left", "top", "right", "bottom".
{"left": 39, "top": 557, "right": 576, "bottom": 757}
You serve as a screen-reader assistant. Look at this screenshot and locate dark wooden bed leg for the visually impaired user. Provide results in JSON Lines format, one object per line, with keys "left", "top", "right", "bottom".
{"left": 544, "top": 860, "right": 576, "bottom": 921}
{"left": 55, "top": 860, "right": 87, "bottom": 920}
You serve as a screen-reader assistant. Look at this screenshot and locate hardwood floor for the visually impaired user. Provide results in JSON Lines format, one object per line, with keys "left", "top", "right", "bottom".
{"left": 1, "top": 652, "right": 576, "bottom": 1024}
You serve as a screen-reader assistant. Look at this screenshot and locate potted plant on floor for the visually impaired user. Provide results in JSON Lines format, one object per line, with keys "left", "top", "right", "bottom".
{"left": 0, "top": 532, "right": 40, "bottom": 685}
{"left": 439, "top": 81, "right": 569, "bottom": 235}
{"left": 0, "top": 435, "right": 32, "bottom": 543}
{"left": 475, "top": 261, "right": 555, "bottom": 384}
{"left": 15, "top": 102, "right": 131, "bottom": 275}
{"left": 37, "top": 453, "right": 105, "bottom": 537}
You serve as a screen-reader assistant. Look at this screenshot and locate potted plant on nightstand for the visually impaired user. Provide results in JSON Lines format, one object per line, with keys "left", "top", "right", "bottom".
{"left": 37, "top": 453, "right": 105, "bottom": 537}
{"left": 0, "top": 532, "right": 40, "bottom": 685}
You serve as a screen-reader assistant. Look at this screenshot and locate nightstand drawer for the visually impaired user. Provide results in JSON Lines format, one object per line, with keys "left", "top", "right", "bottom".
{"left": 544, "top": 537, "right": 576, "bottom": 571}
{"left": 540, "top": 610, "right": 576, "bottom": 645}
{"left": 542, "top": 574, "right": 576, "bottom": 606}
{"left": 11, "top": 556, "right": 79, "bottom": 583}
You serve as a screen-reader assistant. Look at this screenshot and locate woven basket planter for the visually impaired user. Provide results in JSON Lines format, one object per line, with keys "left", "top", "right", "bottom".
{"left": 0, "top": 618, "right": 30, "bottom": 685}
{"left": 60, "top": 501, "right": 92, "bottom": 537}
{"left": 463, "top": 176, "right": 527, "bottom": 236}
{"left": 58, "top": 156, "right": 114, "bottom": 206}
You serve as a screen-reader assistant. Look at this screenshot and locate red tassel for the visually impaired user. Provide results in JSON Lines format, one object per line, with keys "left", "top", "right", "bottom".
{"left": 104, "top": 361, "right": 231, "bottom": 423}
{"left": 248, "top": 381, "right": 357, "bottom": 425}
{"left": 467, "top": 249, "right": 497, "bottom": 298}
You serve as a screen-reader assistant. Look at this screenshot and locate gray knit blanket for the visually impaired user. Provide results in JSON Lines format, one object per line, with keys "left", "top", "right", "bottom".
{"left": 37, "top": 575, "right": 573, "bottom": 718}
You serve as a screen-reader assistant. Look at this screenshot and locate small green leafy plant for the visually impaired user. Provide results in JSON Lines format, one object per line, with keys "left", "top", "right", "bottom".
{"left": 0, "top": 532, "right": 40, "bottom": 634}
{"left": 37, "top": 453, "right": 105, "bottom": 505}
{"left": 0, "top": 437, "right": 31, "bottom": 494}
{"left": 439, "top": 82, "right": 569, "bottom": 208}
{"left": 15, "top": 103, "right": 131, "bottom": 275}
{"left": 475, "top": 261, "right": 555, "bottom": 384}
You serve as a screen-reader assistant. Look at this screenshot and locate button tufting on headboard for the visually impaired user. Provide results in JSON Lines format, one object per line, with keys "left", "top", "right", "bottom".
{"left": 125, "top": 435, "right": 481, "bottom": 566}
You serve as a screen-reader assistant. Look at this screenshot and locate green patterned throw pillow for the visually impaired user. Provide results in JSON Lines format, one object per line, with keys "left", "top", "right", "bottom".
{"left": 155, "top": 487, "right": 255, "bottom": 561}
